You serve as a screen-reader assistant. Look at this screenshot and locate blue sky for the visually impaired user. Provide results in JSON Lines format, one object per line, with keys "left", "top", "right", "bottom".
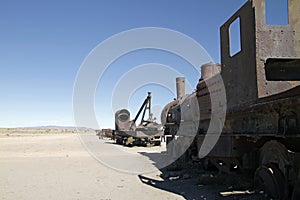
{"left": 0, "top": 0, "right": 287, "bottom": 128}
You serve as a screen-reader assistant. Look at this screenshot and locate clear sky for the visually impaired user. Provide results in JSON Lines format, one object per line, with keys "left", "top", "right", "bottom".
{"left": 0, "top": 0, "right": 287, "bottom": 128}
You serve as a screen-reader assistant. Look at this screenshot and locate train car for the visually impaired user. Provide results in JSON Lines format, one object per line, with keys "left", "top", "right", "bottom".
{"left": 162, "top": 0, "right": 300, "bottom": 199}
{"left": 115, "top": 92, "right": 163, "bottom": 146}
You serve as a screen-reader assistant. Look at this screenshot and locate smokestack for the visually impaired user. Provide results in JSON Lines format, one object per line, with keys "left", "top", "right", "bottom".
{"left": 176, "top": 77, "right": 185, "bottom": 99}
{"left": 201, "top": 62, "right": 221, "bottom": 80}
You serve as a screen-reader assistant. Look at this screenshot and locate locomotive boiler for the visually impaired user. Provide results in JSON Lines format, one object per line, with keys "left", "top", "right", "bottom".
{"left": 162, "top": 0, "right": 300, "bottom": 199}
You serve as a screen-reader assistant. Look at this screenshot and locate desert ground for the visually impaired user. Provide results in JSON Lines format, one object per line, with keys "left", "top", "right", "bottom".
{"left": 0, "top": 129, "right": 267, "bottom": 200}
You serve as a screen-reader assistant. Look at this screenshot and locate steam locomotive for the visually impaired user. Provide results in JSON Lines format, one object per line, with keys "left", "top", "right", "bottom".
{"left": 114, "top": 92, "right": 163, "bottom": 146}
{"left": 161, "top": 0, "right": 300, "bottom": 199}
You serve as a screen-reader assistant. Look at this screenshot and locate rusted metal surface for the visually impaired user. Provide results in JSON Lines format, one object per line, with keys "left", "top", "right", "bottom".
{"left": 101, "top": 128, "right": 114, "bottom": 138}
{"left": 220, "top": 0, "right": 300, "bottom": 109}
{"left": 223, "top": 85, "right": 300, "bottom": 136}
{"left": 162, "top": 0, "right": 300, "bottom": 197}
{"left": 114, "top": 92, "right": 163, "bottom": 146}
{"left": 254, "top": 0, "right": 300, "bottom": 98}
{"left": 196, "top": 67, "right": 223, "bottom": 123}
{"left": 165, "top": 0, "right": 300, "bottom": 152}
{"left": 200, "top": 62, "right": 221, "bottom": 80}
{"left": 176, "top": 77, "right": 185, "bottom": 99}
{"left": 220, "top": 1, "right": 257, "bottom": 108}
{"left": 160, "top": 99, "right": 179, "bottom": 127}
{"left": 115, "top": 109, "right": 131, "bottom": 131}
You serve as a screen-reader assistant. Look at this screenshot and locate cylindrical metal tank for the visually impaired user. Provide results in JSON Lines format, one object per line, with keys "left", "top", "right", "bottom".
{"left": 115, "top": 109, "right": 131, "bottom": 130}
{"left": 176, "top": 77, "right": 185, "bottom": 99}
{"left": 160, "top": 99, "right": 179, "bottom": 126}
{"left": 201, "top": 62, "right": 221, "bottom": 80}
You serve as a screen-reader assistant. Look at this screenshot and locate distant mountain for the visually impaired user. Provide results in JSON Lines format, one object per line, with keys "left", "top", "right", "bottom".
{"left": 17, "top": 125, "right": 95, "bottom": 130}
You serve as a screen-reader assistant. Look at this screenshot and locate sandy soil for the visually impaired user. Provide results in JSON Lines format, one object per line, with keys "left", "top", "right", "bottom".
{"left": 0, "top": 133, "right": 184, "bottom": 200}
{"left": 0, "top": 128, "right": 95, "bottom": 135}
{"left": 0, "top": 132, "right": 267, "bottom": 200}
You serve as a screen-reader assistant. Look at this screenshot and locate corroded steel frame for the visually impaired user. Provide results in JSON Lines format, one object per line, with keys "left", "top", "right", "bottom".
{"left": 220, "top": 0, "right": 300, "bottom": 108}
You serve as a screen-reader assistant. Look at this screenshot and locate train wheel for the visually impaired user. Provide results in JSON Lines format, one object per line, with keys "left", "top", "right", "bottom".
{"left": 116, "top": 138, "right": 123, "bottom": 145}
{"left": 254, "top": 163, "right": 285, "bottom": 199}
{"left": 154, "top": 141, "right": 161, "bottom": 146}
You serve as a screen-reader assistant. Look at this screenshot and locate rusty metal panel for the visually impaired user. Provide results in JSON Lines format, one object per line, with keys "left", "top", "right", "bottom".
{"left": 290, "top": 0, "right": 300, "bottom": 58}
{"left": 223, "top": 85, "right": 300, "bottom": 135}
{"left": 176, "top": 77, "right": 185, "bottom": 99}
{"left": 220, "top": 0, "right": 300, "bottom": 109}
{"left": 196, "top": 135, "right": 255, "bottom": 158}
{"left": 200, "top": 62, "right": 221, "bottom": 80}
{"left": 115, "top": 109, "right": 131, "bottom": 131}
{"left": 253, "top": 0, "right": 300, "bottom": 98}
{"left": 220, "top": 1, "right": 257, "bottom": 108}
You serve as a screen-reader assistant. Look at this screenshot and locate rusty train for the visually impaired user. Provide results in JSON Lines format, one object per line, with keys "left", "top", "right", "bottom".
{"left": 161, "top": 0, "right": 300, "bottom": 199}
{"left": 114, "top": 92, "right": 163, "bottom": 147}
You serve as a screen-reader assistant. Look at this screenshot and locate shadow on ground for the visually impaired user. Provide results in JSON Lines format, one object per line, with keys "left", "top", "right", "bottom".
{"left": 138, "top": 151, "right": 270, "bottom": 200}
